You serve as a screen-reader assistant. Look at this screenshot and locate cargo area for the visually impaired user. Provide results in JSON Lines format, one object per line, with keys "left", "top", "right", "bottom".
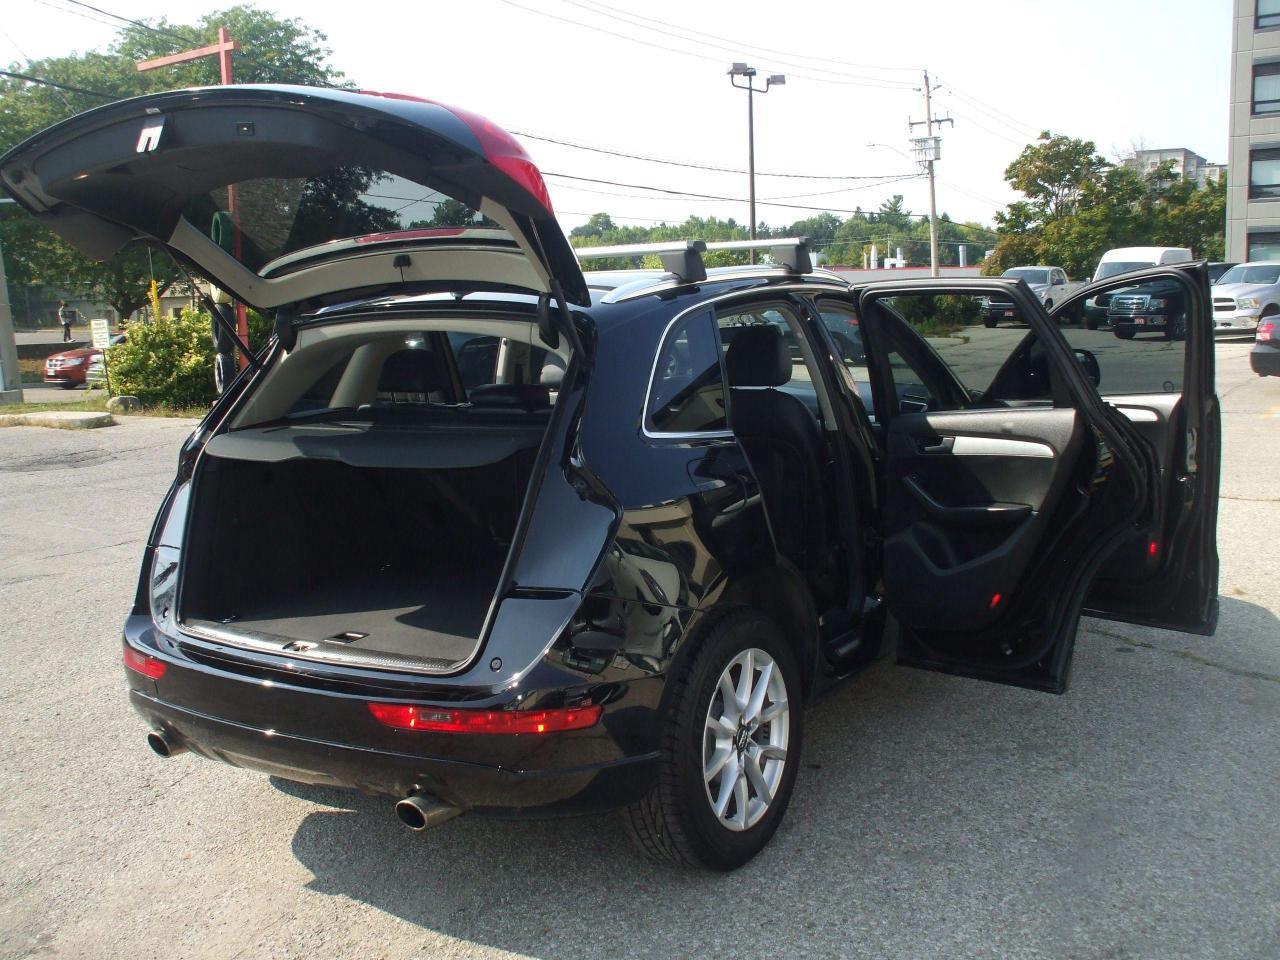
{"left": 179, "top": 409, "right": 548, "bottom": 672}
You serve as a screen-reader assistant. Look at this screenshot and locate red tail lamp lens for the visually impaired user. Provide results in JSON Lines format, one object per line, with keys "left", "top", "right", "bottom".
{"left": 1148, "top": 540, "right": 1160, "bottom": 558}
{"left": 988, "top": 593, "right": 1002, "bottom": 610}
{"left": 123, "top": 645, "right": 166, "bottom": 679}
{"left": 1258, "top": 320, "right": 1275, "bottom": 342}
{"left": 368, "top": 702, "right": 601, "bottom": 734}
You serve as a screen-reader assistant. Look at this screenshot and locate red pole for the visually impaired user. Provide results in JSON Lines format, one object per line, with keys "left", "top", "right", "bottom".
{"left": 136, "top": 27, "right": 249, "bottom": 369}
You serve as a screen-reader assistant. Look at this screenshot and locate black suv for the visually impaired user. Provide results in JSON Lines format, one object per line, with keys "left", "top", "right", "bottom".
{"left": 1, "top": 86, "right": 1222, "bottom": 871}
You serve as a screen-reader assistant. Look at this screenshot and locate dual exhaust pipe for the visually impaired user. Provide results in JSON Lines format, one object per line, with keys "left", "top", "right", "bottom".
{"left": 146, "top": 732, "right": 461, "bottom": 832}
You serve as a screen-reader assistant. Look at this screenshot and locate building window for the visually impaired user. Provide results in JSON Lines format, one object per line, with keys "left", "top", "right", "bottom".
{"left": 1248, "top": 232, "right": 1280, "bottom": 260}
{"left": 1254, "top": 62, "right": 1280, "bottom": 113}
{"left": 1249, "top": 149, "right": 1280, "bottom": 199}
{"left": 1259, "top": 0, "right": 1280, "bottom": 29}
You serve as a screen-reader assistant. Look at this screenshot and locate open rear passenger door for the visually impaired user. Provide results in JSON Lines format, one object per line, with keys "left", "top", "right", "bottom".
{"left": 853, "top": 272, "right": 1215, "bottom": 694}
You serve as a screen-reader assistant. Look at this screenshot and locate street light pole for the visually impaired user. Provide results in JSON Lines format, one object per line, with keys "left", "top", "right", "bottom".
{"left": 728, "top": 63, "right": 784, "bottom": 264}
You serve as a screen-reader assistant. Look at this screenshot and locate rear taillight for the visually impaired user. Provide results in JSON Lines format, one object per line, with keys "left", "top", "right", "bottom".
{"left": 368, "top": 702, "right": 601, "bottom": 734}
{"left": 123, "top": 645, "right": 166, "bottom": 679}
{"left": 1258, "top": 320, "right": 1275, "bottom": 342}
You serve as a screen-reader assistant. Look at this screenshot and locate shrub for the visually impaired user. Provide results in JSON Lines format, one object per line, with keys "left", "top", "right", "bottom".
{"left": 105, "top": 308, "right": 217, "bottom": 407}
{"left": 892, "top": 294, "right": 982, "bottom": 336}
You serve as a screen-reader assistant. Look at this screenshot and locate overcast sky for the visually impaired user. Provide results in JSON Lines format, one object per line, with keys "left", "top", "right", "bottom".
{"left": 4, "top": 0, "right": 1232, "bottom": 233}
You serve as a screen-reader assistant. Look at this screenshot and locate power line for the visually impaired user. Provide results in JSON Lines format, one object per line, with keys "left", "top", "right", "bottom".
{"left": 936, "top": 79, "right": 1039, "bottom": 140}
{"left": 543, "top": 171, "right": 997, "bottom": 233}
{"left": 572, "top": 0, "right": 922, "bottom": 75}
{"left": 491, "top": 0, "right": 916, "bottom": 91}
{"left": 0, "top": 68, "right": 114, "bottom": 99}
{"left": 513, "top": 129, "right": 914, "bottom": 180}
{"left": 57, "top": 0, "right": 192, "bottom": 42}
{"left": 551, "top": 0, "right": 917, "bottom": 88}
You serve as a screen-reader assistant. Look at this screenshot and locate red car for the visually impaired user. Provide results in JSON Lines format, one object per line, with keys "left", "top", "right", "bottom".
{"left": 43, "top": 333, "right": 124, "bottom": 388}
{"left": 43, "top": 345, "right": 99, "bottom": 388}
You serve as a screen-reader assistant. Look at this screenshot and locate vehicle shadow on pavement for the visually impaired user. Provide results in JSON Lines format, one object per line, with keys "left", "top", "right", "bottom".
{"left": 279, "top": 595, "right": 1280, "bottom": 959}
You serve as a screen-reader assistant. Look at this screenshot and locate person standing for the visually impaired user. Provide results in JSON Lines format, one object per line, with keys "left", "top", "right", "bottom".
{"left": 58, "top": 301, "right": 71, "bottom": 342}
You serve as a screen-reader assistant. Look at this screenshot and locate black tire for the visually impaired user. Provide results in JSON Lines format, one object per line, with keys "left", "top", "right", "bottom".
{"left": 622, "top": 608, "right": 803, "bottom": 871}
{"left": 983, "top": 317, "right": 997, "bottom": 329}
{"left": 214, "top": 352, "right": 238, "bottom": 395}
{"left": 59, "top": 381, "right": 78, "bottom": 390}
{"left": 1164, "top": 313, "right": 1187, "bottom": 341}
{"left": 1115, "top": 329, "right": 1135, "bottom": 340}
{"left": 1085, "top": 318, "right": 1098, "bottom": 330}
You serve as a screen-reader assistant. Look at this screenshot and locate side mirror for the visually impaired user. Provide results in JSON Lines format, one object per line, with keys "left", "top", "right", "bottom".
{"left": 1073, "top": 348, "right": 1101, "bottom": 388}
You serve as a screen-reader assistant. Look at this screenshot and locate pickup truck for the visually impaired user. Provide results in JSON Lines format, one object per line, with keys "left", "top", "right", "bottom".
{"left": 1105, "top": 278, "right": 1187, "bottom": 340}
{"left": 980, "top": 266, "right": 1083, "bottom": 327}
{"left": 1209, "top": 261, "right": 1280, "bottom": 333}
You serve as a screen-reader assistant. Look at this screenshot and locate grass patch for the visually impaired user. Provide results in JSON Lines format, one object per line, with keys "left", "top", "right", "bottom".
{"left": 0, "top": 393, "right": 208, "bottom": 419}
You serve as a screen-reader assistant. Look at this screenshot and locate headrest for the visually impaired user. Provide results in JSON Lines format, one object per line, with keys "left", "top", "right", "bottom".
{"left": 724, "top": 325, "right": 791, "bottom": 388}
{"left": 468, "top": 383, "right": 551, "bottom": 411}
{"left": 377, "top": 349, "right": 443, "bottom": 395}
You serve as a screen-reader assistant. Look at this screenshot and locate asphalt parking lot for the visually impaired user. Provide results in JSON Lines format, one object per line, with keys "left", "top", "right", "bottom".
{"left": 0, "top": 340, "right": 1276, "bottom": 960}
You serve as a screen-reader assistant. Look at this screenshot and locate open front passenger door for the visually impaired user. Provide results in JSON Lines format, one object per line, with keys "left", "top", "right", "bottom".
{"left": 853, "top": 272, "right": 1216, "bottom": 693}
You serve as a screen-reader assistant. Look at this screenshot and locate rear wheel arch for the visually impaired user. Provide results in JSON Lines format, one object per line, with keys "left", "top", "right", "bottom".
{"left": 695, "top": 564, "right": 820, "bottom": 699}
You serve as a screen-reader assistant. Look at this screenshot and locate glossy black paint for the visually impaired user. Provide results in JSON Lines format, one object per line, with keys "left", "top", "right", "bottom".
{"left": 123, "top": 264, "right": 1217, "bottom": 814}
{"left": 124, "top": 272, "right": 885, "bottom": 815}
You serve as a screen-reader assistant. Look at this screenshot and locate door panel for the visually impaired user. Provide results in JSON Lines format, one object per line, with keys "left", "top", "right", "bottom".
{"left": 856, "top": 280, "right": 1157, "bottom": 693}
{"left": 883, "top": 407, "right": 1085, "bottom": 634}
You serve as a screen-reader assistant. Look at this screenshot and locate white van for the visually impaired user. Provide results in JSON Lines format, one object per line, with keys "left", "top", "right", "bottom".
{"left": 1092, "top": 246, "right": 1193, "bottom": 283}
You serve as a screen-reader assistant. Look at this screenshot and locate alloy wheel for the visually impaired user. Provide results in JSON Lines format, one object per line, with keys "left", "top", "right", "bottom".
{"left": 702, "top": 647, "right": 790, "bottom": 832}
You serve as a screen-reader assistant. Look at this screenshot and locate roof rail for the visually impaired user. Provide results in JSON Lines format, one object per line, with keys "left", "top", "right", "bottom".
{"left": 704, "top": 237, "right": 813, "bottom": 274}
{"left": 574, "top": 240, "right": 708, "bottom": 283}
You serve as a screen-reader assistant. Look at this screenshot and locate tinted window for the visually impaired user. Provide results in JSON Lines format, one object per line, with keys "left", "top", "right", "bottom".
{"left": 881, "top": 293, "right": 1002, "bottom": 403}
{"left": 1249, "top": 148, "right": 1280, "bottom": 199}
{"left": 816, "top": 302, "right": 874, "bottom": 416}
{"left": 646, "top": 311, "right": 727, "bottom": 434}
{"left": 1255, "top": 62, "right": 1280, "bottom": 113}
{"left": 716, "top": 304, "right": 822, "bottom": 423}
{"left": 448, "top": 332, "right": 500, "bottom": 392}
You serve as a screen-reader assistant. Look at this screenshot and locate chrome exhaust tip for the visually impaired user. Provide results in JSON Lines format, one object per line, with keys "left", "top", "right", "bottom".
{"left": 146, "top": 730, "right": 186, "bottom": 758}
{"left": 395, "top": 794, "right": 462, "bottom": 831}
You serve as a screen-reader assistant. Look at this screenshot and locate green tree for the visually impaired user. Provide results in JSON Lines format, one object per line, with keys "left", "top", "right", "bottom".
{"left": 0, "top": 5, "right": 346, "bottom": 323}
{"left": 1003, "top": 132, "right": 1107, "bottom": 223}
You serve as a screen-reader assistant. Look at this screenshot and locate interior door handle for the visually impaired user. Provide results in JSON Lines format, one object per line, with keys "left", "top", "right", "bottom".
{"left": 902, "top": 475, "right": 1032, "bottom": 528}
{"left": 919, "top": 436, "right": 955, "bottom": 454}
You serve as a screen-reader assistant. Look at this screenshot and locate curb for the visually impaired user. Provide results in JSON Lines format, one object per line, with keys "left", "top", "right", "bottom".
{"left": 0, "top": 411, "right": 116, "bottom": 430}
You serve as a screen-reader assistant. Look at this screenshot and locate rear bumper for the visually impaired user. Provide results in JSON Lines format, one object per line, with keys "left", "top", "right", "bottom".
{"left": 130, "top": 687, "right": 658, "bottom": 814}
{"left": 1251, "top": 343, "right": 1280, "bottom": 377}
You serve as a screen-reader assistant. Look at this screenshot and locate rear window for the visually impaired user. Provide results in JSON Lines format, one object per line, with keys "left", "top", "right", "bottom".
{"left": 182, "top": 168, "right": 501, "bottom": 275}
{"left": 646, "top": 311, "right": 727, "bottom": 435}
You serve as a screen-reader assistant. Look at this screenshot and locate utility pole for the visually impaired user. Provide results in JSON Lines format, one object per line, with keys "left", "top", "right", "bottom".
{"left": 909, "top": 70, "right": 953, "bottom": 277}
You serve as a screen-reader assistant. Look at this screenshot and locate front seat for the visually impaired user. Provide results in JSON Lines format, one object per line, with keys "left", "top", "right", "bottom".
{"left": 724, "top": 325, "right": 830, "bottom": 581}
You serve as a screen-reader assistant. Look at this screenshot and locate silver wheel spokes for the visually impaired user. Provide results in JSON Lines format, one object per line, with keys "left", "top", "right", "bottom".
{"left": 703, "top": 647, "right": 789, "bottom": 832}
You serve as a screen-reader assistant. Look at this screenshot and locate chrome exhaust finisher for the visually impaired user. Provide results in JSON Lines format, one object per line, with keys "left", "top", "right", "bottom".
{"left": 395, "top": 794, "right": 462, "bottom": 831}
{"left": 146, "top": 730, "right": 187, "bottom": 758}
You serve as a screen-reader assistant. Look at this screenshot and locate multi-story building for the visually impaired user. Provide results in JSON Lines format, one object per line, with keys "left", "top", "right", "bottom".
{"left": 1227, "top": 0, "right": 1280, "bottom": 261}
{"left": 1123, "top": 147, "right": 1222, "bottom": 186}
